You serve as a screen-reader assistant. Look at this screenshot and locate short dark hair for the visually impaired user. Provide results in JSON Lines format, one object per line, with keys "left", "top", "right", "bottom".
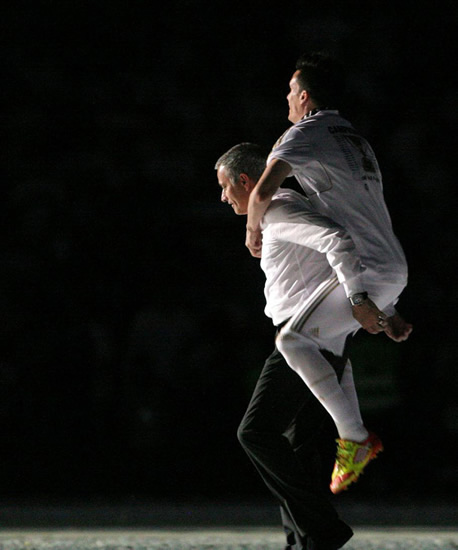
{"left": 215, "top": 143, "right": 267, "bottom": 184}
{"left": 295, "top": 52, "right": 345, "bottom": 108}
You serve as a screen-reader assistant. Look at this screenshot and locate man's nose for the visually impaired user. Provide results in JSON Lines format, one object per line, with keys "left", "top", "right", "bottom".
{"left": 221, "top": 190, "right": 227, "bottom": 202}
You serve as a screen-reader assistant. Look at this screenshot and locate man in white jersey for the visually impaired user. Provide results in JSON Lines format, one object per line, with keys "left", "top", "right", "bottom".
{"left": 215, "top": 143, "right": 411, "bottom": 550}
{"left": 245, "top": 52, "right": 412, "bottom": 343}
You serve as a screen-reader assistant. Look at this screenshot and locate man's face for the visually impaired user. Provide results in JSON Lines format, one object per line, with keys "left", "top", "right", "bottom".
{"left": 217, "top": 166, "right": 250, "bottom": 215}
{"left": 287, "top": 70, "right": 307, "bottom": 123}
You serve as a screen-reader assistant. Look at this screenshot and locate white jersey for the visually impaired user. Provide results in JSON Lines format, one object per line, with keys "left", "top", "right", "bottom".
{"left": 261, "top": 189, "right": 365, "bottom": 326}
{"left": 268, "top": 110, "right": 408, "bottom": 287}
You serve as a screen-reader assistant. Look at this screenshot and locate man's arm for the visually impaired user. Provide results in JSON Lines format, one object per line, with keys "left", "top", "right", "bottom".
{"left": 245, "top": 159, "right": 292, "bottom": 257}
{"left": 266, "top": 206, "right": 389, "bottom": 335}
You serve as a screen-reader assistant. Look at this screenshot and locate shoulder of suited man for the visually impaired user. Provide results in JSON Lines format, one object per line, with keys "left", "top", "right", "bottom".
{"left": 264, "top": 189, "right": 345, "bottom": 233}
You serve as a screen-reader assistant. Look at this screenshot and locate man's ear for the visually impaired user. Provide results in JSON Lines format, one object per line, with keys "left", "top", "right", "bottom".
{"left": 300, "top": 89, "right": 309, "bottom": 103}
{"left": 239, "top": 173, "right": 254, "bottom": 190}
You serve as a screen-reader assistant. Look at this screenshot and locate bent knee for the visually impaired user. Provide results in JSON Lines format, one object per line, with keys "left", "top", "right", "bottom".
{"left": 276, "top": 328, "right": 303, "bottom": 354}
{"left": 237, "top": 420, "right": 263, "bottom": 450}
{"left": 237, "top": 420, "right": 250, "bottom": 447}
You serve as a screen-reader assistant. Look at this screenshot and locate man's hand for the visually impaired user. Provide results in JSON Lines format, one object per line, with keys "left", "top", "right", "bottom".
{"left": 384, "top": 312, "right": 413, "bottom": 342}
{"left": 351, "top": 298, "right": 388, "bottom": 334}
{"left": 246, "top": 226, "right": 262, "bottom": 258}
{"left": 352, "top": 300, "right": 413, "bottom": 341}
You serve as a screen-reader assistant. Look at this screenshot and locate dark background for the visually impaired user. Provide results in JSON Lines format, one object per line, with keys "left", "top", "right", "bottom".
{"left": 3, "top": 0, "right": 457, "bottom": 508}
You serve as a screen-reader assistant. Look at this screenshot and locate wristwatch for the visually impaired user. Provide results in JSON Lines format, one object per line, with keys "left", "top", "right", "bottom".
{"left": 349, "top": 292, "right": 368, "bottom": 306}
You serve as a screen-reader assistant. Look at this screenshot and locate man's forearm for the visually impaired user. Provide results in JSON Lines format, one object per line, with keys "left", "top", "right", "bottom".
{"left": 246, "top": 193, "right": 270, "bottom": 232}
{"left": 247, "top": 159, "right": 292, "bottom": 230}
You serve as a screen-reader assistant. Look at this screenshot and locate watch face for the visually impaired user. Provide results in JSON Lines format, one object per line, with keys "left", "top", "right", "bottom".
{"left": 350, "top": 293, "right": 363, "bottom": 305}
{"left": 351, "top": 292, "right": 368, "bottom": 305}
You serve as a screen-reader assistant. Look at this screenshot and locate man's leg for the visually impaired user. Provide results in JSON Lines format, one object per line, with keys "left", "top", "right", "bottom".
{"left": 289, "top": 345, "right": 349, "bottom": 488}
{"left": 281, "top": 505, "right": 304, "bottom": 550}
{"left": 281, "top": 391, "right": 336, "bottom": 549}
{"left": 276, "top": 283, "right": 368, "bottom": 443}
{"left": 276, "top": 283, "right": 389, "bottom": 497}
{"left": 287, "top": 349, "right": 353, "bottom": 549}
{"left": 237, "top": 347, "right": 353, "bottom": 548}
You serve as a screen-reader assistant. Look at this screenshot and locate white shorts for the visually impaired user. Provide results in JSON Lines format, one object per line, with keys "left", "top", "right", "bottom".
{"left": 277, "top": 276, "right": 406, "bottom": 357}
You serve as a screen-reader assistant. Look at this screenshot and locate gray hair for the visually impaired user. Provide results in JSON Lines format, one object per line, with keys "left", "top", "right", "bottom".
{"left": 215, "top": 143, "right": 267, "bottom": 184}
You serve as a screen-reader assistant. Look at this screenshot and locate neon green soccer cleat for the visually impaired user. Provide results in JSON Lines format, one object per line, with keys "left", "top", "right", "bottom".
{"left": 330, "top": 432, "right": 383, "bottom": 494}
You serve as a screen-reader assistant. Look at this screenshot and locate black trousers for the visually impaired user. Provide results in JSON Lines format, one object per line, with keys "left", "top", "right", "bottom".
{"left": 237, "top": 346, "right": 353, "bottom": 550}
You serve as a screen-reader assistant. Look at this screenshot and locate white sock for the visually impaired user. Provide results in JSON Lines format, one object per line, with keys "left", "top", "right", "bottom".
{"left": 277, "top": 331, "right": 368, "bottom": 442}
{"left": 339, "top": 361, "right": 368, "bottom": 442}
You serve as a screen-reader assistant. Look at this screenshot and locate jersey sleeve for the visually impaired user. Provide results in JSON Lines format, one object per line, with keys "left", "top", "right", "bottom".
{"left": 263, "top": 196, "right": 365, "bottom": 297}
{"left": 268, "top": 127, "right": 309, "bottom": 176}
